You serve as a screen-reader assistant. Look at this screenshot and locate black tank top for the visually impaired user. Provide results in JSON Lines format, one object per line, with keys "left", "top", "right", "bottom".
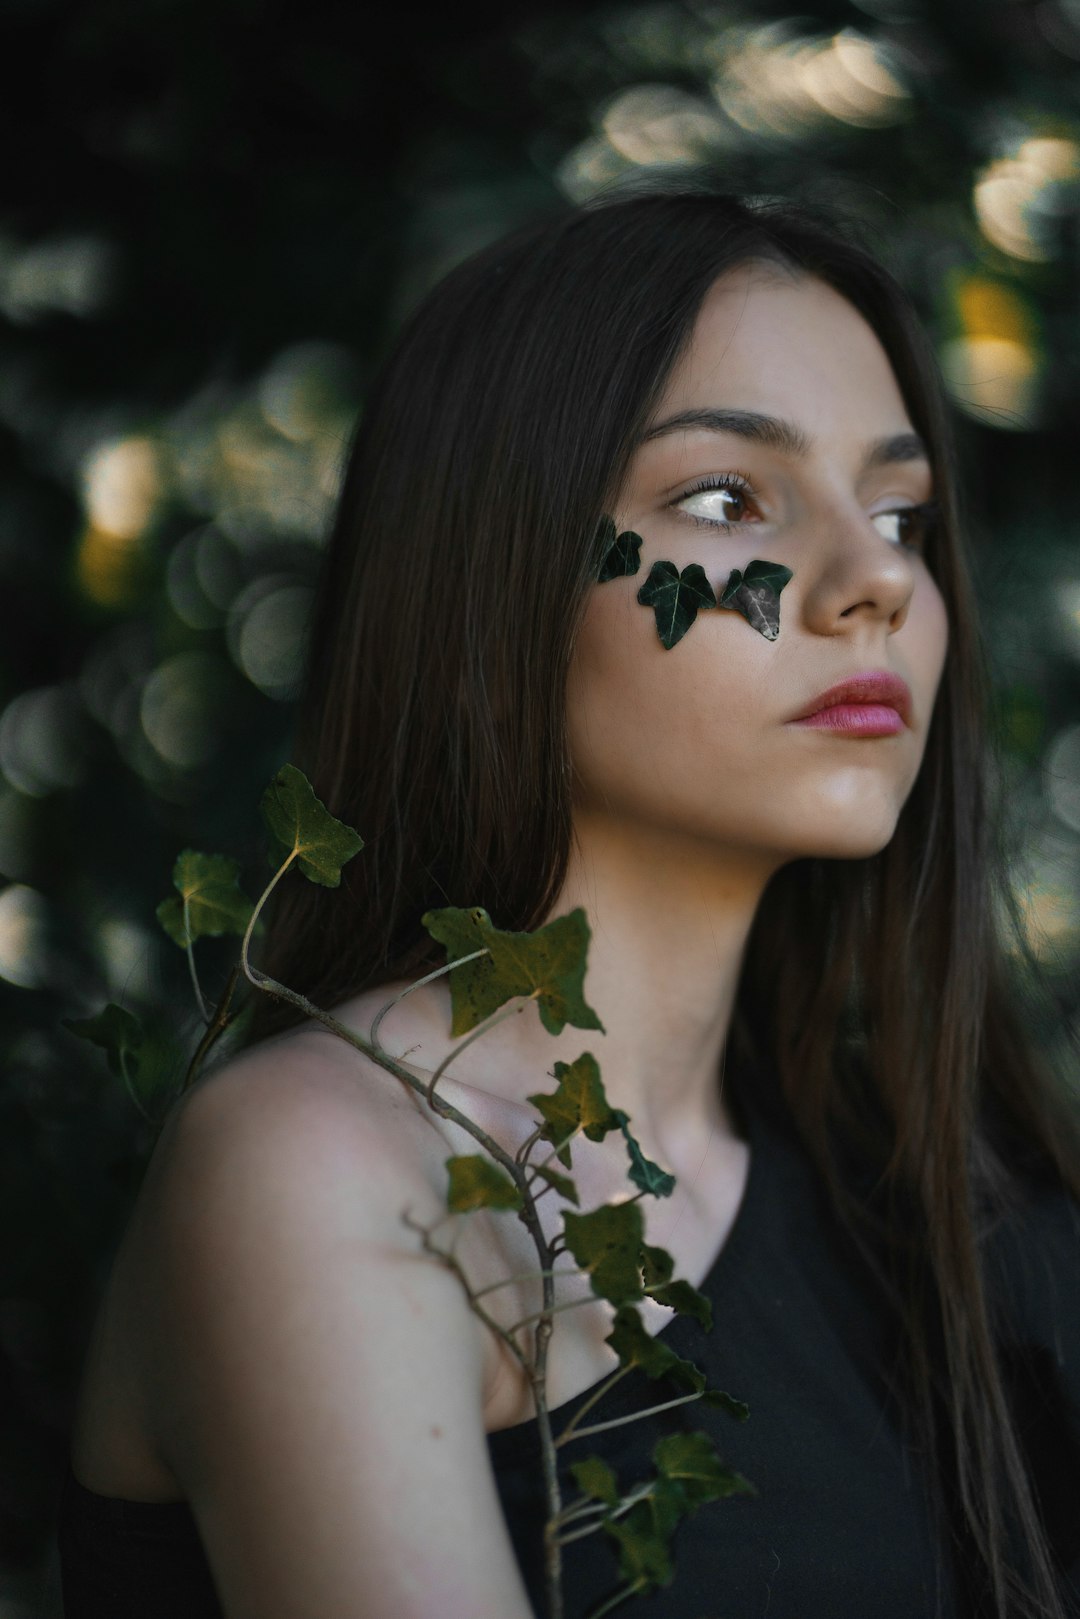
{"left": 55, "top": 1054, "right": 1080, "bottom": 1618}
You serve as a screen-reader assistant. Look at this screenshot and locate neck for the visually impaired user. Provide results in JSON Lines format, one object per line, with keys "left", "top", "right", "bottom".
{"left": 419, "top": 807, "right": 782, "bottom": 1170}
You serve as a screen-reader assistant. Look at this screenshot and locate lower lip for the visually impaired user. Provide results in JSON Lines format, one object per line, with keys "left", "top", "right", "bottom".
{"left": 789, "top": 703, "right": 905, "bottom": 736}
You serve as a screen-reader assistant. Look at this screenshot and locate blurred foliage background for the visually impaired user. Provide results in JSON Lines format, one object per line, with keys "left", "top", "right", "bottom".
{"left": 1, "top": 0, "right": 1079, "bottom": 1612}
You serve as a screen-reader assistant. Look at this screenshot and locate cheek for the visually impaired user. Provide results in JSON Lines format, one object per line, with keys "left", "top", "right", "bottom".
{"left": 565, "top": 588, "right": 754, "bottom": 811}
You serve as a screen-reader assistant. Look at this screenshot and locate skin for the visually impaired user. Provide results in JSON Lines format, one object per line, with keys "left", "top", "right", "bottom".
{"left": 68, "top": 262, "right": 949, "bottom": 1619}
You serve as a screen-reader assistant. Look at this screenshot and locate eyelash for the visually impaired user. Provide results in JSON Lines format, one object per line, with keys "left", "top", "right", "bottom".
{"left": 671, "top": 472, "right": 941, "bottom": 553}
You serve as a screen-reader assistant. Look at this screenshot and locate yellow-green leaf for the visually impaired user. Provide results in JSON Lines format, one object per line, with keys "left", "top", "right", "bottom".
{"left": 260, "top": 763, "right": 364, "bottom": 886}
{"left": 569, "top": 1455, "right": 620, "bottom": 1507}
{"left": 527, "top": 1052, "right": 618, "bottom": 1167}
{"left": 445, "top": 1155, "right": 522, "bottom": 1213}
{"left": 421, "top": 905, "right": 604, "bottom": 1038}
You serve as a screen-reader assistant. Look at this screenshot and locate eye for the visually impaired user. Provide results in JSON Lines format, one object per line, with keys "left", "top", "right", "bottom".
{"left": 671, "top": 472, "right": 759, "bottom": 530}
{"left": 870, "top": 499, "right": 940, "bottom": 553}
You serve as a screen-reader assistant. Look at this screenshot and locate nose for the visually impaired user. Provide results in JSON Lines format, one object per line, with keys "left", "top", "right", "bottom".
{"left": 796, "top": 497, "right": 917, "bottom": 636}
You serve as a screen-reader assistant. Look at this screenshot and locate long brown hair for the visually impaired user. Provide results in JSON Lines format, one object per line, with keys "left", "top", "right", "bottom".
{"left": 243, "top": 186, "right": 1080, "bottom": 1618}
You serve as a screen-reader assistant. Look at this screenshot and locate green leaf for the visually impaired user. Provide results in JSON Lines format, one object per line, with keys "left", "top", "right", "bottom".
{"left": 604, "top": 1304, "right": 704, "bottom": 1393}
{"left": 445, "top": 1155, "right": 523, "bottom": 1213}
{"left": 640, "top": 1244, "right": 712, "bottom": 1331}
{"left": 156, "top": 849, "right": 255, "bottom": 948}
{"left": 718, "top": 558, "right": 794, "bottom": 642}
{"left": 569, "top": 1455, "right": 620, "bottom": 1507}
{"left": 636, "top": 560, "right": 716, "bottom": 649}
{"left": 561, "top": 1203, "right": 645, "bottom": 1306}
{"left": 260, "top": 764, "right": 364, "bottom": 886}
{"left": 61, "top": 1003, "right": 144, "bottom": 1080}
{"left": 530, "top": 1162, "right": 580, "bottom": 1205}
{"left": 528, "top": 1052, "right": 619, "bottom": 1167}
{"left": 604, "top": 1499, "right": 675, "bottom": 1591}
{"left": 700, "top": 1387, "right": 751, "bottom": 1422}
{"left": 612, "top": 1111, "right": 676, "bottom": 1199}
{"left": 652, "top": 1431, "right": 756, "bottom": 1505}
{"left": 596, "top": 520, "right": 643, "bottom": 582}
{"left": 421, "top": 905, "right": 605, "bottom": 1038}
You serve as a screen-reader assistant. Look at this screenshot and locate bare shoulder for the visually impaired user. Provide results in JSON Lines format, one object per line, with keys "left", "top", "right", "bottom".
{"left": 120, "top": 1016, "right": 532, "bottom": 1618}
{"left": 148, "top": 1014, "right": 448, "bottom": 1230}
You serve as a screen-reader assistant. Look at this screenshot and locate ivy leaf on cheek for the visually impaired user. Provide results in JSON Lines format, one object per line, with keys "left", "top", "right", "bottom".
{"left": 719, "top": 559, "right": 794, "bottom": 642}
{"left": 636, "top": 561, "right": 718, "bottom": 650}
{"left": 596, "top": 517, "right": 643, "bottom": 582}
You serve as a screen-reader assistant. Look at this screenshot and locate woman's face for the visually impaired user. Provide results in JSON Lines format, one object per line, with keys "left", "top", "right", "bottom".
{"left": 565, "top": 263, "right": 949, "bottom": 864}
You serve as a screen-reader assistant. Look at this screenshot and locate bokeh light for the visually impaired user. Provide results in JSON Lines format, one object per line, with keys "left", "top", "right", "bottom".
{"left": 0, "top": 883, "right": 48, "bottom": 988}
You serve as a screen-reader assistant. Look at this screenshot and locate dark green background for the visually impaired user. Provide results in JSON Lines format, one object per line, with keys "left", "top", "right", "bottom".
{"left": 2, "top": 2, "right": 1079, "bottom": 1612}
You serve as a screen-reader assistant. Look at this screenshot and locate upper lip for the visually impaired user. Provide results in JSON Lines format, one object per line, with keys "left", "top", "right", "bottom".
{"left": 789, "top": 670, "right": 912, "bottom": 726}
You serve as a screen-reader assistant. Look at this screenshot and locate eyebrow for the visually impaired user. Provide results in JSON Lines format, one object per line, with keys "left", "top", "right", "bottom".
{"left": 640, "top": 408, "right": 930, "bottom": 475}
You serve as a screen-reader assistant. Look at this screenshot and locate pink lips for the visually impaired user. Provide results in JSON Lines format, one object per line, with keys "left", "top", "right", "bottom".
{"left": 788, "top": 671, "right": 912, "bottom": 735}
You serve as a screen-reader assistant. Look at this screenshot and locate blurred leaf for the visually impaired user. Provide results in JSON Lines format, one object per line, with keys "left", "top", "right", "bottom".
{"left": 604, "top": 1497, "right": 676, "bottom": 1591}
{"left": 260, "top": 763, "right": 364, "bottom": 886}
{"left": 569, "top": 1454, "right": 620, "bottom": 1507}
{"left": 156, "top": 849, "right": 255, "bottom": 948}
{"left": 445, "top": 1155, "right": 523, "bottom": 1212}
{"left": 653, "top": 1431, "right": 755, "bottom": 1504}
{"left": 421, "top": 905, "right": 605, "bottom": 1038}
{"left": 637, "top": 560, "right": 716, "bottom": 649}
{"left": 700, "top": 1386, "right": 751, "bottom": 1422}
{"left": 60, "top": 1003, "right": 144, "bottom": 1080}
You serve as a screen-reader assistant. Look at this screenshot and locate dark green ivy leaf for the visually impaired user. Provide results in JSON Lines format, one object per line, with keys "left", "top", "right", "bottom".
{"left": 636, "top": 560, "right": 717, "bottom": 649}
{"left": 640, "top": 1243, "right": 712, "bottom": 1331}
{"left": 528, "top": 1051, "right": 619, "bottom": 1168}
{"left": 530, "top": 1162, "right": 580, "bottom": 1205}
{"left": 421, "top": 905, "right": 605, "bottom": 1039}
{"left": 561, "top": 1203, "right": 645, "bottom": 1306}
{"left": 605, "top": 1499, "right": 675, "bottom": 1591}
{"left": 612, "top": 1110, "right": 676, "bottom": 1198}
{"left": 569, "top": 1455, "right": 620, "bottom": 1507}
{"left": 260, "top": 763, "right": 365, "bottom": 886}
{"left": 700, "top": 1387, "right": 751, "bottom": 1422}
{"left": 596, "top": 519, "right": 643, "bottom": 582}
{"left": 653, "top": 1431, "right": 756, "bottom": 1504}
{"left": 61, "top": 1003, "right": 144, "bottom": 1080}
{"left": 601, "top": 1433, "right": 755, "bottom": 1596}
{"left": 445, "top": 1155, "right": 523, "bottom": 1213}
{"left": 718, "top": 558, "right": 794, "bottom": 642}
{"left": 156, "top": 849, "right": 255, "bottom": 948}
{"left": 604, "top": 1304, "right": 705, "bottom": 1393}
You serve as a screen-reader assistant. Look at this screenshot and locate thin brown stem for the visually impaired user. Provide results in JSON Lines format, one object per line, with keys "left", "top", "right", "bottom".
{"left": 557, "top": 1390, "right": 703, "bottom": 1447}
{"left": 183, "top": 897, "right": 210, "bottom": 1026}
{"left": 401, "top": 1212, "right": 531, "bottom": 1373}
{"left": 424, "top": 995, "right": 537, "bottom": 1109}
{"left": 583, "top": 1576, "right": 648, "bottom": 1618}
{"left": 471, "top": 1267, "right": 558, "bottom": 1302}
{"left": 368, "top": 949, "right": 490, "bottom": 1053}
{"left": 181, "top": 965, "right": 242, "bottom": 1094}
{"left": 555, "top": 1365, "right": 632, "bottom": 1445}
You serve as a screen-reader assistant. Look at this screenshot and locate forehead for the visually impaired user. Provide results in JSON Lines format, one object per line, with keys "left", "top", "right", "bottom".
{"left": 651, "top": 263, "right": 912, "bottom": 437}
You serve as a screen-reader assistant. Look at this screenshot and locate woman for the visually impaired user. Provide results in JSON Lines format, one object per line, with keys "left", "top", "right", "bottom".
{"left": 58, "top": 187, "right": 1080, "bottom": 1619}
